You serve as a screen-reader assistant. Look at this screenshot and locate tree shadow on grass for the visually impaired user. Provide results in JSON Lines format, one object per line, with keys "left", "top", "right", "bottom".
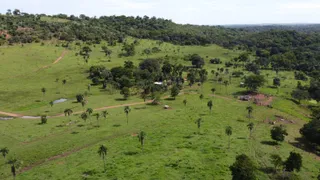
{"left": 113, "top": 124, "right": 121, "bottom": 127}
{"left": 261, "top": 140, "right": 278, "bottom": 146}
{"left": 77, "top": 124, "right": 85, "bottom": 127}
{"left": 259, "top": 167, "right": 275, "bottom": 174}
{"left": 115, "top": 98, "right": 127, "bottom": 101}
{"left": 232, "top": 90, "right": 252, "bottom": 96}
{"left": 164, "top": 97, "right": 175, "bottom": 101}
{"left": 71, "top": 131, "right": 79, "bottom": 134}
{"left": 289, "top": 137, "right": 320, "bottom": 156}
{"left": 123, "top": 151, "right": 139, "bottom": 156}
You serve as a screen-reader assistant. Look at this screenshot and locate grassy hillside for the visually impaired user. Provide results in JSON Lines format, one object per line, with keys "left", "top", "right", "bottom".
{"left": 0, "top": 39, "right": 319, "bottom": 179}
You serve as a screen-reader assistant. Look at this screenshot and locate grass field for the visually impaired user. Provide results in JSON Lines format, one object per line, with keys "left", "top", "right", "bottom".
{"left": 0, "top": 39, "right": 319, "bottom": 179}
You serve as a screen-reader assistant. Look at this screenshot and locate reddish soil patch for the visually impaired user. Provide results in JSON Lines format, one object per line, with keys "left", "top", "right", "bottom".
{"left": 0, "top": 30, "right": 11, "bottom": 39}
{"left": 252, "top": 93, "right": 274, "bottom": 106}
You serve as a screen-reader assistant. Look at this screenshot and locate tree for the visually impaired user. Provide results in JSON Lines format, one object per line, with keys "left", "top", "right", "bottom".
{"left": 270, "top": 154, "right": 283, "bottom": 172}
{"left": 49, "top": 101, "right": 54, "bottom": 107}
{"left": 230, "top": 154, "right": 256, "bottom": 180}
{"left": 102, "top": 110, "right": 108, "bottom": 120}
{"left": 138, "top": 131, "right": 146, "bottom": 150}
{"left": 199, "top": 94, "right": 204, "bottom": 100}
{"left": 170, "top": 85, "right": 180, "bottom": 100}
{"left": 271, "top": 125, "right": 288, "bottom": 144}
{"left": 190, "top": 54, "right": 205, "bottom": 68}
{"left": 226, "top": 126, "right": 233, "bottom": 149}
{"left": 211, "top": 88, "right": 216, "bottom": 95}
{"left": 247, "top": 123, "right": 254, "bottom": 138}
{"left": 291, "top": 89, "right": 309, "bottom": 103}
{"left": 309, "top": 78, "right": 320, "bottom": 102}
{"left": 124, "top": 106, "right": 131, "bottom": 124}
{"left": 41, "top": 115, "right": 48, "bottom": 124}
{"left": 300, "top": 115, "right": 320, "bottom": 145}
{"left": 195, "top": 118, "right": 202, "bottom": 133}
{"left": 41, "top": 87, "right": 46, "bottom": 97}
{"left": 62, "top": 79, "right": 67, "bottom": 85}
{"left": 0, "top": 147, "right": 9, "bottom": 159}
{"left": 101, "top": 46, "right": 112, "bottom": 58}
{"left": 81, "top": 100, "right": 87, "bottom": 108}
{"left": 207, "top": 100, "right": 213, "bottom": 114}
{"left": 223, "top": 80, "right": 229, "bottom": 94}
{"left": 120, "top": 87, "right": 130, "bottom": 100}
{"left": 183, "top": 99, "right": 187, "bottom": 106}
{"left": 98, "top": 145, "right": 107, "bottom": 173}
{"left": 284, "top": 152, "right": 302, "bottom": 172}
{"left": 81, "top": 112, "right": 88, "bottom": 123}
{"left": 246, "top": 106, "right": 253, "bottom": 119}
{"left": 94, "top": 113, "right": 100, "bottom": 126}
{"left": 273, "top": 77, "right": 281, "bottom": 93}
{"left": 7, "top": 158, "right": 22, "bottom": 180}
{"left": 76, "top": 94, "right": 84, "bottom": 103}
{"left": 64, "top": 109, "right": 73, "bottom": 121}
{"left": 244, "top": 75, "right": 266, "bottom": 92}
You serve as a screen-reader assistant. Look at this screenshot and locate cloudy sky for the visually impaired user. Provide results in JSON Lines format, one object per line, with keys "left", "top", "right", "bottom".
{"left": 1, "top": 0, "right": 320, "bottom": 25}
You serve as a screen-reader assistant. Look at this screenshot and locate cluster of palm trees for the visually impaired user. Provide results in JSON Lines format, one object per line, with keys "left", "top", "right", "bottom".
{"left": 1, "top": 147, "right": 23, "bottom": 179}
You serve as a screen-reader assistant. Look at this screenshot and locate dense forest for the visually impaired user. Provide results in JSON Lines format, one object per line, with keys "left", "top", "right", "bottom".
{"left": 0, "top": 9, "right": 320, "bottom": 78}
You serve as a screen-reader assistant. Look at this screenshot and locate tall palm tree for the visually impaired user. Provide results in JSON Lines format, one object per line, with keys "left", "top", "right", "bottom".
{"left": 41, "top": 87, "right": 46, "bottom": 96}
{"left": 64, "top": 109, "right": 73, "bottom": 121}
{"left": 81, "top": 112, "right": 88, "bottom": 123}
{"left": 0, "top": 147, "right": 9, "bottom": 159}
{"left": 247, "top": 123, "right": 254, "bottom": 138}
{"left": 138, "top": 131, "right": 146, "bottom": 150}
{"left": 7, "top": 158, "right": 21, "bottom": 180}
{"left": 225, "top": 126, "right": 233, "bottom": 149}
{"left": 41, "top": 115, "right": 48, "bottom": 124}
{"left": 199, "top": 94, "right": 204, "bottom": 100}
{"left": 101, "top": 110, "right": 108, "bottom": 123}
{"left": 246, "top": 106, "right": 253, "bottom": 119}
{"left": 195, "top": 118, "right": 203, "bottom": 134}
{"left": 98, "top": 145, "right": 107, "bottom": 173}
{"left": 81, "top": 100, "right": 87, "bottom": 108}
{"left": 223, "top": 80, "right": 229, "bottom": 94}
{"left": 86, "top": 108, "right": 93, "bottom": 116}
{"left": 49, "top": 101, "right": 54, "bottom": 107}
{"left": 207, "top": 100, "right": 213, "bottom": 114}
{"left": 124, "top": 106, "right": 131, "bottom": 125}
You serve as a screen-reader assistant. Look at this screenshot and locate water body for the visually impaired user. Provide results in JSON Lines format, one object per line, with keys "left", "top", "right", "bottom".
{"left": 53, "top": 98, "right": 68, "bottom": 104}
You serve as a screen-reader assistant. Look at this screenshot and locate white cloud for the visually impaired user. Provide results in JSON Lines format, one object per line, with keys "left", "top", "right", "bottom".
{"left": 285, "top": 2, "right": 320, "bottom": 9}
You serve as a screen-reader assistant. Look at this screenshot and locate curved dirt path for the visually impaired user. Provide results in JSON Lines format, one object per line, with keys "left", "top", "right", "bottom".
{"left": 0, "top": 100, "right": 153, "bottom": 119}
{"left": 9, "top": 50, "right": 68, "bottom": 79}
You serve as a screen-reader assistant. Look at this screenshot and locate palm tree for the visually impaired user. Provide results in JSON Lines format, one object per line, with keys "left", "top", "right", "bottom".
{"left": 207, "top": 100, "right": 213, "bottom": 114}
{"left": 98, "top": 145, "right": 107, "bottom": 173}
{"left": 7, "top": 158, "right": 21, "bottom": 180}
{"left": 94, "top": 113, "right": 100, "bottom": 126}
{"left": 225, "top": 126, "right": 232, "bottom": 149}
{"left": 247, "top": 123, "right": 254, "bottom": 138}
{"left": 199, "top": 94, "right": 204, "bottom": 100}
{"left": 101, "top": 110, "right": 108, "bottom": 121}
{"left": 81, "top": 100, "right": 87, "bottom": 108}
{"left": 81, "top": 112, "right": 88, "bottom": 123}
{"left": 62, "top": 79, "right": 67, "bottom": 85}
{"left": 246, "top": 106, "right": 253, "bottom": 119}
{"left": 0, "top": 147, "right": 9, "bottom": 159}
{"left": 183, "top": 99, "right": 187, "bottom": 106}
{"left": 41, "top": 115, "right": 48, "bottom": 124}
{"left": 211, "top": 88, "right": 216, "bottom": 95}
{"left": 195, "top": 118, "right": 203, "bottom": 134}
{"left": 124, "top": 106, "right": 131, "bottom": 125}
{"left": 41, "top": 87, "right": 46, "bottom": 96}
{"left": 64, "top": 109, "right": 73, "bottom": 121}
{"left": 86, "top": 108, "right": 93, "bottom": 115}
{"left": 49, "top": 101, "right": 54, "bottom": 107}
{"left": 223, "top": 80, "right": 229, "bottom": 94}
{"left": 138, "top": 131, "right": 146, "bottom": 150}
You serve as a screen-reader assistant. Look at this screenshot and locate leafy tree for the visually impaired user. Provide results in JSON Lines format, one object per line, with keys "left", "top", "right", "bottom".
{"left": 49, "top": 101, "right": 54, "bottom": 107}
{"left": 199, "top": 94, "right": 204, "bottom": 100}
{"left": 76, "top": 94, "right": 84, "bottom": 103}
{"left": 41, "top": 115, "right": 48, "bottom": 124}
{"left": 94, "top": 113, "right": 100, "bottom": 126}
{"left": 244, "top": 75, "right": 266, "bottom": 92}
{"left": 284, "top": 152, "right": 302, "bottom": 172}
{"left": 101, "top": 46, "right": 112, "bottom": 58}
{"left": 246, "top": 106, "right": 253, "bottom": 119}
{"left": 120, "top": 87, "right": 130, "bottom": 99}
{"left": 81, "top": 112, "right": 88, "bottom": 123}
{"left": 247, "top": 123, "right": 254, "bottom": 138}
{"left": 229, "top": 154, "right": 256, "bottom": 180}
{"left": 226, "top": 126, "right": 233, "bottom": 149}
{"left": 273, "top": 77, "right": 281, "bottom": 87}
{"left": 7, "top": 158, "right": 22, "bottom": 180}
{"left": 170, "top": 85, "right": 180, "bottom": 100}
{"left": 139, "top": 59, "right": 160, "bottom": 73}
{"left": 62, "top": 79, "right": 67, "bottom": 85}
{"left": 183, "top": 99, "right": 187, "bottom": 106}
{"left": 291, "top": 89, "right": 309, "bottom": 103}
{"left": 211, "top": 88, "right": 216, "bottom": 95}
{"left": 138, "top": 131, "right": 146, "bottom": 150}
{"left": 309, "top": 78, "right": 320, "bottom": 102}
{"left": 270, "top": 154, "right": 283, "bottom": 172}
{"left": 207, "top": 100, "right": 213, "bottom": 113}
{"left": 121, "top": 42, "right": 135, "bottom": 57}
{"left": 0, "top": 147, "right": 9, "bottom": 159}
{"left": 124, "top": 106, "right": 131, "bottom": 124}
{"left": 98, "top": 145, "right": 107, "bottom": 173}
{"left": 300, "top": 112, "right": 320, "bottom": 145}
{"left": 271, "top": 125, "right": 288, "bottom": 143}
{"left": 190, "top": 54, "right": 205, "bottom": 68}
{"left": 86, "top": 108, "right": 93, "bottom": 116}
{"left": 102, "top": 110, "right": 108, "bottom": 120}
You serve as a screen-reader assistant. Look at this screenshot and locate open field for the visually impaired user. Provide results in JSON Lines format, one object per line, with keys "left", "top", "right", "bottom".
{"left": 0, "top": 39, "right": 319, "bottom": 179}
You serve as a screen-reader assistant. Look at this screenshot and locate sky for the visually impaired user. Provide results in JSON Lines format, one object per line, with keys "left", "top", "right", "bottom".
{"left": 1, "top": 0, "right": 320, "bottom": 25}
